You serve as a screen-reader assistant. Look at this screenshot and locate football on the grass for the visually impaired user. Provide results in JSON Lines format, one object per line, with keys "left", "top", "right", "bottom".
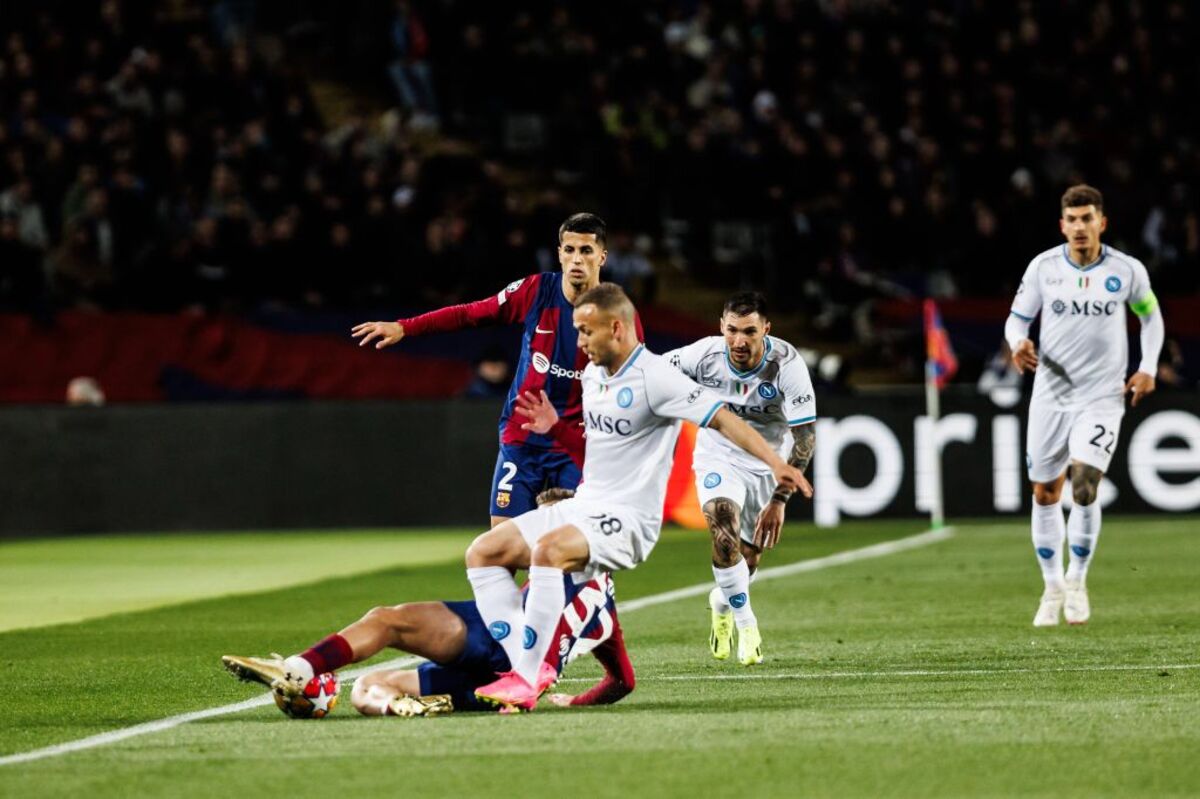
{"left": 274, "top": 672, "right": 339, "bottom": 719}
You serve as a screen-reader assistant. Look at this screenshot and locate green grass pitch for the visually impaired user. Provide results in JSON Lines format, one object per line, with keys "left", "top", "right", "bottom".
{"left": 1, "top": 517, "right": 1198, "bottom": 798}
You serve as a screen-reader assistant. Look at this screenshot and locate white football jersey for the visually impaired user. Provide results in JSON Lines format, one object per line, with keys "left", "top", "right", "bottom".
{"left": 664, "top": 335, "right": 817, "bottom": 474}
{"left": 1010, "top": 244, "right": 1157, "bottom": 411}
{"left": 573, "top": 345, "right": 723, "bottom": 519}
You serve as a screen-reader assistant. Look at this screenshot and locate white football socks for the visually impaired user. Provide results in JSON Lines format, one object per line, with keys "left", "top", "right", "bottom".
{"left": 713, "top": 559, "right": 757, "bottom": 629}
{"left": 283, "top": 655, "right": 314, "bottom": 683}
{"left": 466, "top": 566, "right": 525, "bottom": 667}
{"left": 514, "top": 565, "right": 565, "bottom": 685}
{"left": 1031, "top": 500, "right": 1066, "bottom": 591}
{"left": 1065, "top": 501, "right": 1101, "bottom": 583}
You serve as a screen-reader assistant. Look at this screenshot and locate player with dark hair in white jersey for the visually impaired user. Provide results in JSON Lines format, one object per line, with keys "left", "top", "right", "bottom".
{"left": 1005, "top": 184, "right": 1165, "bottom": 627}
{"left": 462, "top": 283, "right": 810, "bottom": 711}
{"left": 663, "top": 292, "right": 816, "bottom": 665}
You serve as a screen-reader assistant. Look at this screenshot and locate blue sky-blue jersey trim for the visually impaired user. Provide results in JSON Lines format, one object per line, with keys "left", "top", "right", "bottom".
{"left": 1060, "top": 243, "right": 1108, "bottom": 272}
{"left": 1009, "top": 310, "right": 1034, "bottom": 321}
{"left": 700, "top": 402, "right": 724, "bottom": 428}
{"left": 611, "top": 344, "right": 645, "bottom": 379}
{"left": 725, "top": 338, "right": 773, "bottom": 378}
{"left": 788, "top": 415, "right": 817, "bottom": 426}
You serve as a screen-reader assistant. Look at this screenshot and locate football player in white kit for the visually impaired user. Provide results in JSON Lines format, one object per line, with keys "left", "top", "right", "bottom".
{"left": 462, "top": 283, "right": 811, "bottom": 710}
{"left": 1005, "top": 185, "right": 1164, "bottom": 627}
{"left": 664, "top": 292, "right": 816, "bottom": 665}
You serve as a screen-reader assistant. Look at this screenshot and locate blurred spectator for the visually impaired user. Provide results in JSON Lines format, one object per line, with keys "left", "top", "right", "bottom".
{"left": 387, "top": 1, "right": 438, "bottom": 125}
{"left": 604, "top": 230, "right": 657, "bottom": 304}
{"left": 0, "top": 213, "right": 46, "bottom": 310}
{"left": 1156, "top": 338, "right": 1192, "bottom": 390}
{"left": 66, "top": 376, "right": 107, "bottom": 407}
{"left": 462, "top": 347, "right": 512, "bottom": 399}
{"left": 0, "top": 179, "right": 48, "bottom": 250}
{"left": 977, "top": 341, "right": 1024, "bottom": 408}
{"left": 47, "top": 219, "right": 113, "bottom": 308}
{"left": 0, "top": 0, "right": 1196, "bottom": 333}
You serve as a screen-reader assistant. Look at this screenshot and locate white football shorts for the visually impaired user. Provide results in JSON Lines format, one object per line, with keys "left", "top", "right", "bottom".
{"left": 510, "top": 497, "right": 660, "bottom": 578}
{"left": 693, "top": 459, "right": 775, "bottom": 547}
{"left": 1026, "top": 400, "right": 1124, "bottom": 483}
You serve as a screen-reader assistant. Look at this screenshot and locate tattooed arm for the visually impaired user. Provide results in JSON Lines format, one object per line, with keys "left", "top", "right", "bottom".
{"left": 754, "top": 424, "right": 816, "bottom": 549}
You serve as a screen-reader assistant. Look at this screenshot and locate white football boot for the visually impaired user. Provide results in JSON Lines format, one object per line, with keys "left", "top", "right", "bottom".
{"left": 1064, "top": 580, "right": 1090, "bottom": 625}
{"left": 1032, "top": 588, "right": 1064, "bottom": 627}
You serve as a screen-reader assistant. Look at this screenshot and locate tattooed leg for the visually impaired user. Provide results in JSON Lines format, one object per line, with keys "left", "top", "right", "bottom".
{"left": 703, "top": 497, "right": 742, "bottom": 569}
{"left": 1065, "top": 461, "right": 1103, "bottom": 589}
{"left": 1069, "top": 462, "right": 1102, "bottom": 506}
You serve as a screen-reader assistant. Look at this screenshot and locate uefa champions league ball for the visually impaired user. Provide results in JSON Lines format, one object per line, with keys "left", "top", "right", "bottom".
{"left": 273, "top": 672, "right": 339, "bottom": 719}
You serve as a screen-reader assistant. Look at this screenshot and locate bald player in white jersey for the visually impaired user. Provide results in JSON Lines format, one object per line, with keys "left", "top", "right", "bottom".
{"left": 664, "top": 292, "right": 816, "bottom": 665}
{"left": 1005, "top": 184, "right": 1165, "bottom": 627}
{"left": 462, "top": 283, "right": 811, "bottom": 711}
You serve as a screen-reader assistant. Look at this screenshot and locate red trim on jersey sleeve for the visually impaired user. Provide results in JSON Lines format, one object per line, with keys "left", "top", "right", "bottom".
{"left": 397, "top": 274, "right": 542, "bottom": 335}
{"left": 634, "top": 311, "right": 645, "bottom": 343}
{"left": 572, "top": 621, "right": 636, "bottom": 706}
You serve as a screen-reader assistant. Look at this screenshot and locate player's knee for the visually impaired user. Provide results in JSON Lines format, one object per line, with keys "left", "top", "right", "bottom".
{"left": 531, "top": 533, "right": 569, "bottom": 568}
{"left": 1031, "top": 482, "right": 1062, "bottom": 505}
{"left": 363, "top": 603, "right": 412, "bottom": 634}
{"left": 703, "top": 498, "right": 737, "bottom": 525}
{"left": 466, "top": 532, "right": 504, "bottom": 568}
{"left": 1070, "top": 470, "right": 1100, "bottom": 505}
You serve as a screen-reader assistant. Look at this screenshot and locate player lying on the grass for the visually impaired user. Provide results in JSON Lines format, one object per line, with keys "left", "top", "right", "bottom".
{"left": 466, "top": 283, "right": 810, "bottom": 712}
{"left": 222, "top": 506, "right": 634, "bottom": 717}
{"left": 351, "top": 212, "right": 641, "bottom": 529}
{"left": 1005, "top": 183, "right": 1164, "bottom": 627}
{"left": 662, "top": 291, "right": 816, "bottom": 666}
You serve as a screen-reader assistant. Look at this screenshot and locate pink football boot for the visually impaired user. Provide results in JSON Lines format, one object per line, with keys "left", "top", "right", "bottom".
{"left": 477, "top": 663, "right": 558, "bottom": 713}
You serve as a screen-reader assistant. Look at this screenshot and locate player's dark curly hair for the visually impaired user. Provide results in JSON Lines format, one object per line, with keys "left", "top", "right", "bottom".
{"left": 559, "top": 212, "right": 607, "bottom": 246}
{"left": 1061, "top": 184, "right": 1103, "bottom": 212}
{"left": 723, "top": 291, "right": 769, "bottom": 319}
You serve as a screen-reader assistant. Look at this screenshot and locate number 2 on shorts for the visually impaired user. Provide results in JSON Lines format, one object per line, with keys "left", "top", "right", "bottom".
{"left": 497, "top": 461, "right": 517, "bottom": 491}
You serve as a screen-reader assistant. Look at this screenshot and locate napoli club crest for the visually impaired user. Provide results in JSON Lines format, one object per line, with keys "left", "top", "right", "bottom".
{"left": 617, "top": 387, "right": 634, "bottom": 408}
{"left": 1105, "top": 276, "right": 1121, "bottom": 293}
{"left": 758, "top": 382, "right": 778, "bottom": 399}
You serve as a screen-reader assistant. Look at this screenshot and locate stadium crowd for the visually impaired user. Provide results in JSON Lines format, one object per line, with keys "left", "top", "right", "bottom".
{"left": 2, "top": 1, "right": 1197, "bottom": 338}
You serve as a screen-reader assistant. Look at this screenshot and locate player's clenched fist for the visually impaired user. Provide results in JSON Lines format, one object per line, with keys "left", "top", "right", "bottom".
{"left": 352, "top": 321, "right": 405, "bottom": 349}
{"left": 1011, "top": 338, "right": 1039, "bottom": 373}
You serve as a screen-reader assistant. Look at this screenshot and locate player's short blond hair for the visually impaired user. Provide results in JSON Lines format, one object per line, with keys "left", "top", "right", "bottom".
{"left": 1061, "top": 184, "right": 1104, "bottom": 212}
{"left": 575, "top": 282, "right": 635, "bottom": 325}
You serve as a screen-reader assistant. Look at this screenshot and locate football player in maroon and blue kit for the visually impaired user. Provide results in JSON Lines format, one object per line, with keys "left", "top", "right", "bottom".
{"left": 353, "top": 213, "right": 641, "bottom": 527}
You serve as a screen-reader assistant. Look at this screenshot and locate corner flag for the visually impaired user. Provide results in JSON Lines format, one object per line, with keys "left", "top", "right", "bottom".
{"left": 923, "top": 299, "right": 958, "bottom": 389}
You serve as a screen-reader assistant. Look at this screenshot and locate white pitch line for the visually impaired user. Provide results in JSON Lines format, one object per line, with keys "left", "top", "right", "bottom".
{"left": 616, "top": 526, "right": 955, "bottom": 614}
{"left": 0, "top": 525, "right": 954, "bottom": 767}
{"left": 0, "top": 655, "right": 420, "bottom": 768}
{"left": 556, "top": 662, "right": 1200, "bottom": 683}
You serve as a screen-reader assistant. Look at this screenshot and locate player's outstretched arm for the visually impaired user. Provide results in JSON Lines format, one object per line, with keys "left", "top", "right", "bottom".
{"left": 756, "top": 424, "right": 816, "bottom": 549}
{"left": 352, "top": 321, "right": 406, "bottom": 349}
{"left": 709, "top": 407, "right": 811, "bottom": 498}
{"left": 351, "top": 276, "right": 543, "bottom": 348}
